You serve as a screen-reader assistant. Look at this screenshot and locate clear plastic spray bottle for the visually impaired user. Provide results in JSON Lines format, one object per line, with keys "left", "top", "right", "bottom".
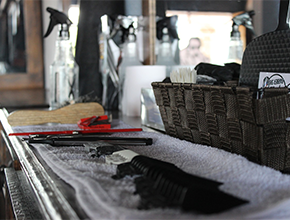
{"left": 228, "top": 25, "right": 244, "bottom": 64}
{"left": 156, "top": 27, "right": 177, "bottom": 77}
{"left": 156, "top": 16, "right": 179, "bottom": 77}
{"left": 44, "top": 7, "right": 79, "bottom": 110}
{"left": 227, "top": 10, "right": 255, "bottom": 64}
{"left": 118, "top": 24, "right": 141, "bottom": 112}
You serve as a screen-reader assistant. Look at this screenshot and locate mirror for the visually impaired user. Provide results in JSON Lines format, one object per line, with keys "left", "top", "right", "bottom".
{"left": 0, "top": 0, "right": 43, "bottom": 90}
{"left": 167, "top": 10, "right": 246, "bottom": 66}
{"left": 162, "top": 0, "right": 279, "bottom": 66}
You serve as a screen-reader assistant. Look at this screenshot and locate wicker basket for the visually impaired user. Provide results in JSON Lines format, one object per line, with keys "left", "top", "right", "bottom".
{"left": 151, "top": 82, "right": 290, "bottom": 173}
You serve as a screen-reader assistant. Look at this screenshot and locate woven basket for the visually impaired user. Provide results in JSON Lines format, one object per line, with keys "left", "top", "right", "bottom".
{"left": 151, "top": 82, "right": 290, "bottom": 173}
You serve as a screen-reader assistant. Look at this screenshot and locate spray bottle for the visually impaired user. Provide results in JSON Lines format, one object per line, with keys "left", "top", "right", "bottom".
{"left": 228, "top": 10, "right": 255, "bottom": 64}
{"left": 44, "top": 7, "right": 79, "bottom": 110}
{"left": 118, "top": 22, "right": 142, "bottom": 112}
{"left": 156, "top": 16, "right": 179, "bottom": 77}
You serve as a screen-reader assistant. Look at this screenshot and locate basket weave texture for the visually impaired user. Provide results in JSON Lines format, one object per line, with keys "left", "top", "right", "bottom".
{"left": 151, "top": 82, "right": 290, "bottom": 173}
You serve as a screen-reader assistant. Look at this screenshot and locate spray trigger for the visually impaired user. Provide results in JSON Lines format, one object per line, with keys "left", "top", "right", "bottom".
{"left": 44, "top": 7, "right": 73, "bottom": 38}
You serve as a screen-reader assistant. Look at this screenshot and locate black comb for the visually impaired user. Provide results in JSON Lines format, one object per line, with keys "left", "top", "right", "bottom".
{"left": 115, "top": 155, "right": 248, "bottom": 214}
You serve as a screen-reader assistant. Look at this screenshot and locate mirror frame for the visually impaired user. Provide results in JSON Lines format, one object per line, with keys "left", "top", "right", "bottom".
{"left": 0, "top": 0, "right": 44, "bottom": 90}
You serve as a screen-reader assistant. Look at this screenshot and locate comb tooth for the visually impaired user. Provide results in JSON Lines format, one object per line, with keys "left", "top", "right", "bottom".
{"left": 160, "top": 175, "right": 170, "bottom": 196}
{"left": 152, "top": 171, "right": 188, "bottom": 206}
{"left": 146, "top": 166, "right": 161, "bottom": 180}
{"left": 162, "top": 178, "right": 173, "bottom": 198}
{"left": 154, "top": 174, "right": 166, "bottom": 193}
{"left": 135, "top": 159, "right": 159, "bottom": 180}
{"left": 163, "top": 178, "right": 185, "bottom": 203}
{"left": 168, "top": 182, "right": 180, "bottom": 202}
{"left": 131, "top": 157, "right": 146, "bottom": 173}
{"left": 153, "top": 173, "right": 174, "bottom": 203}
{"left": 170, "top": 181, "right": 183, "bottom": 200}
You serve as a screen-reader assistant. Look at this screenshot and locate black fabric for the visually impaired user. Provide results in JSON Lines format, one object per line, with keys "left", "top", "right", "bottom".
{"left": 75, "top": 0, "right": 125, "bottom": 100}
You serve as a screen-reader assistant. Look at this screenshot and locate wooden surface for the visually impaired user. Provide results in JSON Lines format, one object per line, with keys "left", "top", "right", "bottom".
{"left": 0, "top": 88, "right": 47, "bottom": 109}
{"left": 7, "top": 102, "right": 105, "bottom": 126}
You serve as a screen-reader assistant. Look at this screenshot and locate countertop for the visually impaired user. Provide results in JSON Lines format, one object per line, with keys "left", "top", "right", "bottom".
{"left": 3, "top": 108, "right": 290, "bottom": 219}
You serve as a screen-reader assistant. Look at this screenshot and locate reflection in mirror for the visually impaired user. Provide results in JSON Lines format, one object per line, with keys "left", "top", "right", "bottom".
{"left": 167, "top": 10, "right": 246, "bottom": 66}
{"left": 0, "top": 0, "right": 26, "bottom": 74}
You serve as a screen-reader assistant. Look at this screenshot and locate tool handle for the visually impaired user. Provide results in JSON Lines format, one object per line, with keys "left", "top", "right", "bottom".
{"left": 7, "top": 102, "right": 104, "bottom": 126}
{"left": 276, "top": 0, "right": 290, "bottom": 31}
{"left": 26, "top": 136, "right": 153, "bottom": 146}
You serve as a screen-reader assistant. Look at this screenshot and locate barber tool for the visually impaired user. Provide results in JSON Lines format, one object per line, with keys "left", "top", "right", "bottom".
{"left": 7, "top": 102, "right": 104, "bottom": 126}
{"left": 239, "top": 0, "right": 290, "bottom": 87}
{"left": 77, "top": 115, "right": 111, "bottom": 129}
{"left": 23, "top": 135, "right": 152, "bottom": 146}
{"left": 85, "top": 143, "right": 248, "bottom": 214}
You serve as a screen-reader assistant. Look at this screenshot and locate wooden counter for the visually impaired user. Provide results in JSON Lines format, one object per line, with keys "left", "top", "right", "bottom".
{"left": 0, "top": 89, "right": 48, "bottom": 112}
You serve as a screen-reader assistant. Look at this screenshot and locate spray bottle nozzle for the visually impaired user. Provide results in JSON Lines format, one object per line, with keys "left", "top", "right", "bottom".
{"left": 44, "top": 7, "right": 72, "bottom": 38}
{"left": 232, "top": 10, "right": 255, "bottom": 36}
{"left": 119, "top": 22, "right": 135, "bottom": 44}
{"left": 156, "top": 15, "right": 179, "bottom": 40}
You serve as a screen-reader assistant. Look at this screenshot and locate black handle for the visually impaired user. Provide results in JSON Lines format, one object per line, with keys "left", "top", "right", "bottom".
{"left": 25, "top": 136, "right": 153, "bottom": 146}
{"left": 276, "top": 0, "right": 290, "bottom": 30}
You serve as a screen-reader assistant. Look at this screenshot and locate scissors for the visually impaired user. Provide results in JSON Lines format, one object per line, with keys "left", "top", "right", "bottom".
{"left": 77, "top": 115, "right": 111, "bottom": 129}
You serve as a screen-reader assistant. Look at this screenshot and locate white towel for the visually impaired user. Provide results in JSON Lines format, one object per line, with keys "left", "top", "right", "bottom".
{"left": 13, "top": 122, "right": 290, "bottom": 219}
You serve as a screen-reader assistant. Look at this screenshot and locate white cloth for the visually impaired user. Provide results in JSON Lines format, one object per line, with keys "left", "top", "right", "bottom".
{"left": 12, "top": 122, "right": 290, "bottom": 219}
